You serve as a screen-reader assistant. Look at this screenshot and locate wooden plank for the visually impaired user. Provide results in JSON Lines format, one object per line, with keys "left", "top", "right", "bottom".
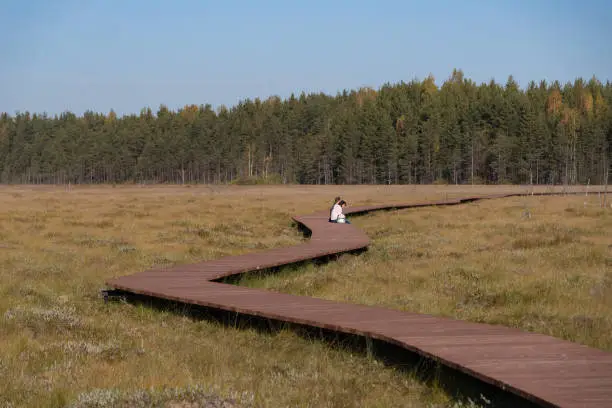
{"left": 105, "top": 190, "right": 612, "bottom": 408}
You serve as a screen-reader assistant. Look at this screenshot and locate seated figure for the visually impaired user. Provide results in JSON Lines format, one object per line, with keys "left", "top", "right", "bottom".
{"left": 330, "top": 200, "right": 351, "bottom": 224}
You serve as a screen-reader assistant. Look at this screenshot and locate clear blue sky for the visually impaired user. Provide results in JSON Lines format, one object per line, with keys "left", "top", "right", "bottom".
{"left": 2, "top": 0, "right": 611, "bottom": 116}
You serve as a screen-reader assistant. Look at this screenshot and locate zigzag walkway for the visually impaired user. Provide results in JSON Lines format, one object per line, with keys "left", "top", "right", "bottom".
{"left": 105, "top": 191, "right": 612, "bottom": 408}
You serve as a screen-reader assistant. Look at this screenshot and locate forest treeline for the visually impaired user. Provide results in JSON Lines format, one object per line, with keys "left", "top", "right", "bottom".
{"left": 1, "top": 70, "right": 610, "bottom": 185}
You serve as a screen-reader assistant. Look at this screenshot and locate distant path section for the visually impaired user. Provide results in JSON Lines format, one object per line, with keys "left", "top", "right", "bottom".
{"left": 106, "top": 190, "right": 612, "bottom": 408}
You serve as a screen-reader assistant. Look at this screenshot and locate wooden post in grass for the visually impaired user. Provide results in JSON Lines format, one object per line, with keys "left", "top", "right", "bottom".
{"left": 603, "top": 168, "right": 609, "bottom": 209}
{"left": 586, "top": 179, "right": 590, "bottom": 197}
{"left": 601, "top": 147, "right": 609, "bottom": 208}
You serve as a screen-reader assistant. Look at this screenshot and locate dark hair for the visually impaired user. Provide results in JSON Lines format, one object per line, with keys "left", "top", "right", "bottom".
{"left": 338, "top": 200, "right": 347, "bottom": 206}
{"left": 333, "top": 196, "right": 341, "bottom": 204}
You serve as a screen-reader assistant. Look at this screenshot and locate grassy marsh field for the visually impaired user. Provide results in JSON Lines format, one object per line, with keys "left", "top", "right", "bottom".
{"left": 0, "top": 184, "right": 610, "bottom": 408}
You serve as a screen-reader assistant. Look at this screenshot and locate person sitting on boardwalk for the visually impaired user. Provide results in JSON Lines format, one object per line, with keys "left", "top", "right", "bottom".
{"left": 329, "top": 196, "right": 341, "bottom": 222}
{"left": 330, "top": 200, "right": 351, "bottom": 224}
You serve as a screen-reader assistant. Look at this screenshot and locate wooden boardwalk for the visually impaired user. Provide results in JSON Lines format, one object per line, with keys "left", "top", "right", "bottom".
{"left": 105, "top": 191, "right": 612, "bottom": 408}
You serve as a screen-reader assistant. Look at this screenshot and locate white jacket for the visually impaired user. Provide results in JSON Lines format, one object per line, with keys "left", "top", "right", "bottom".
{"left": 330, "top": 204, "right": 343, "bottom": 221}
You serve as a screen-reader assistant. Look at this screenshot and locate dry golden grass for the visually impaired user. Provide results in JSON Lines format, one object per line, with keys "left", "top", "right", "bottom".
{"left": 0, "top": 184, "right": 609, "bottom": 407}
{"left": 243, "top": 189, "right": 612, "bottom": 352}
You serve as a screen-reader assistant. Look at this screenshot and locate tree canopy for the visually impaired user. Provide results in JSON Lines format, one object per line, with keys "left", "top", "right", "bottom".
{"left": 1, "top": 70, "right": 610, "bottom": 185}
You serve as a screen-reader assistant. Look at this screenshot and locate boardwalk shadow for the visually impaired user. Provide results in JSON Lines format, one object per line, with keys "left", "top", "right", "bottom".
{"left": 105, "top": 288, "right": 542, "bottom": 408}
{"left": 294, "top": 220, "right": 312, "bottom": 239}
{"left": 215, "top": 248, "right": 367, "bottom": 285}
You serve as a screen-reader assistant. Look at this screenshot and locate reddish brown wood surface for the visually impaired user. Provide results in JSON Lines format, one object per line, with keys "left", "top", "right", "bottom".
{"left": 106, "top": 191, "right": 612, "bottom": 408}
